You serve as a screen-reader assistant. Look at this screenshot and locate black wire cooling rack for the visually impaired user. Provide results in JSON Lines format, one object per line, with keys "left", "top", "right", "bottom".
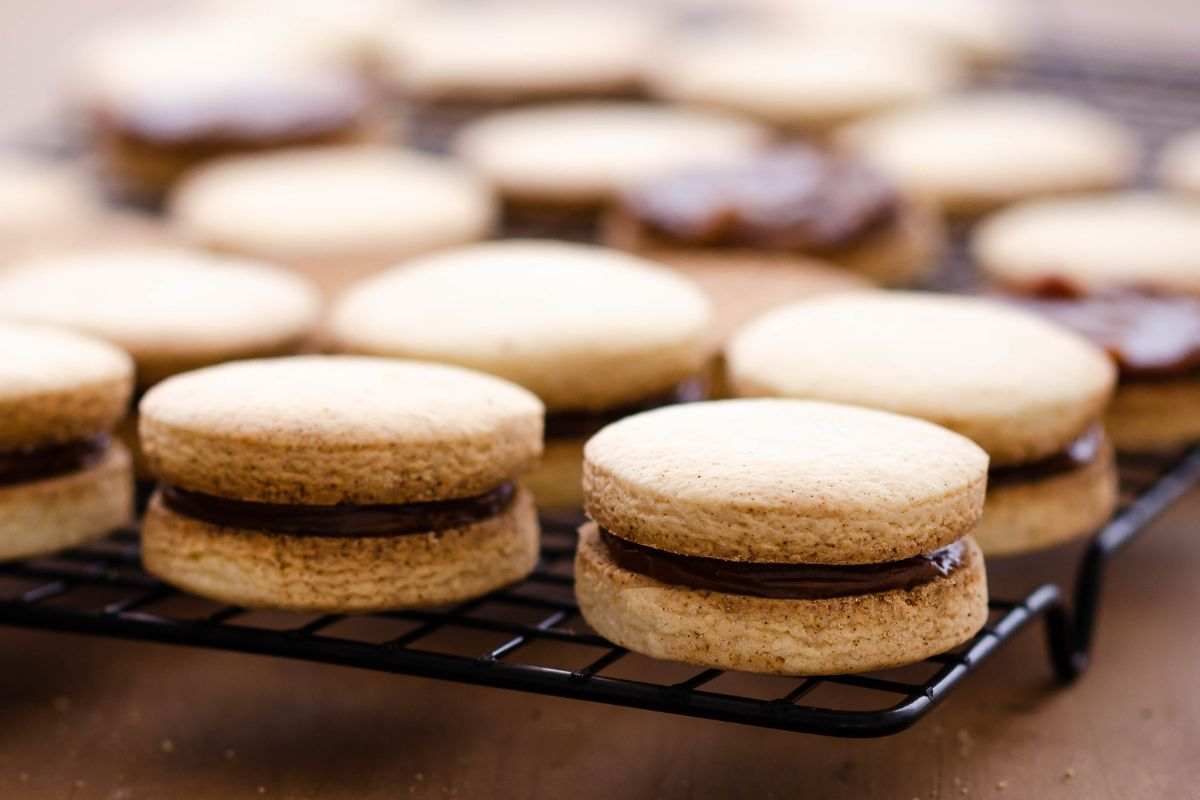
{"left": 3, "top": 47, "right": 1200, "bottom": 738}
{"left": 1, "top": 448, "right": 1198, "bottom": 738}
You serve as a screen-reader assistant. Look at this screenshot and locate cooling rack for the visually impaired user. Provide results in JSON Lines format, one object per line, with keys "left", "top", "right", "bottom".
{"left": 2, "top": 46, "right": 1200, "bottom": 738}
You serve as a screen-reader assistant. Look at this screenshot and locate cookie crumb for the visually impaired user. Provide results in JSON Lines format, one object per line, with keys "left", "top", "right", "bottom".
{"left": 159, "top": 738, "right": 175, "bottom": 754}
{"left": 956, "top": 728, "right": 974, "bottom": 756}
{"left": 1062, "top": 767, "right": 1076, "bottom": 781}
{"left": 74, "top": 780, "right": 87, "bottom": 789}
{"left": 257, "top": 787, "right": 267, "bottom": 795}
{"left": 995, "top": 780, "right": 1008, "bottom": 791}
{"left": 224, "top": 748, "right": 237, "bottom": 761}
{"left": 18, "top": 772, "right": 29, "bottom": 782}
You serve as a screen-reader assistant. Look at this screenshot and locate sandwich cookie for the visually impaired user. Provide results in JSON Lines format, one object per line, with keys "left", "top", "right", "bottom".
{"left": 604, "top": 143, "right": 943, "bottom": 286}
{"left": 0, "top": 247, "right": 322, "bottom": 474}
{"left": 728, "top": 293, "right": 1119, "bottom": 555}
{"left": 72, "top": 19, "right": 379, "bottom": 197}
{"left": 1159, "top": 129, "right": 1200, "bottom": 196}
{"left": 837, "top": 92, "right": 1136, "bottom": 216}
{"left": 452, "top": 101, "right": 767, "bottom": 239}
{"left": 0, "top": 322, "right": 134, "bottom": 559}
{"left": 140, "top": 356, "right": 544, "bottom": 611}
{"left": 576, "top": 399, "right": 988, "bottom": 675}
{"left": 646, "top": 27, "right": 963, "bottom": 133}
{"left": 379, "top": 3, "right": 660, "bottom": 150}
{"left": 169, "top": 146, "right": 496, "bottom": 294}
{"left": 0, "top": 156, "right": 98, "bottom": 258}
{"left": 330, "top": 240, "right": 712, "bottom": 511}
{"left": 974, "top": 193, "right": 1200, "bottom": 451}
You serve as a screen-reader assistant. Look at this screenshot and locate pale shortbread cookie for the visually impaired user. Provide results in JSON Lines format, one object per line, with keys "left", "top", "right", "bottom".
{"left": 1105, "top": 379, "right": 1200, "bottom": 453}
{"left": 142, "top": 485, "right": 539, "bottom": 612}
{"left": 169, "top": 146, "right": 496, "bottom": 293}
{"left": 452, "top": 102, "right": 768, "bottom": 206}
{"left": 330, "top": 240, "right": 712, "bottom": 411}
{"left": 0, "top": 444, "right": 133, "bottom": 561}
{"left": 785, "top": 0, "right": 1028, "bottom": 66}
{"left": 575, "top": 524, "right": 987, "bottom": 675}
{"left": 140, "top": 355, "right": 544, "bottom": 505}
{"left": 647, "top": 28, "right": 962, "bottom": 131}
{"left": 976, "top": 439, "right": 1118, "bottom": 556}
{"left": 1159, "top": 129, "right": 1200, "bottom": 196}
{"left": 838, "top": 93, "right": 1136, "bottom": 215}
{"left": 381, "top": 3, "right": 659, "bottom": 101}
{"left": 0, "top": 247, "right": 322, "bottom": 389}
{"left": 0, "top": 156, "right": 99, "bottom": 257}
{"left": 583, "top": 399, "right": 988, "bottom": 565}
{"left": 728, "top": 292, "right": 1116, "bottom": 465}
{"left": 524, "top": 437, "right": 587, "bottom": 511}
{"left": 973, "top": 193, "right": 1200, "bottom": 295}
{"left": 0, "top": 322, "right": 133, "bottom": 449}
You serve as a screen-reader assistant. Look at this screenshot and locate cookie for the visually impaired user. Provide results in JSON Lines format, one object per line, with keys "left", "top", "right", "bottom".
{"left": 1159, "top": 129, "right": 1200, "bottom": 196}
{"left": 576, "top": 398, "right": 988, "bottom": 674}
{"left": 169, "top": 146, "right": 497, "bottom": 295}
{"left": 330, "top": 240, "right": 713, "bottom": 510}
{"left": 604, "top": 142, "right": 944, "bottom": 287}
{"left": 140, "top": 356, "right": 544, "bottom": 611}
{"left": 0, "top": 322, "right": 134, "bottom": 560}
{"left": 452, "top": 101, "right": 767, "bottom": 218}
{"left": 728, "top": 292, "right": 1118, "bottom": 554}
{"left": 838, "top": 92, "right": 1136, "bottom": 216}
{"left": 72, "top": 17, "right": 379, "bottom": 197}
{"left": 647, "top": 27, "right": 963, "bottom": 132}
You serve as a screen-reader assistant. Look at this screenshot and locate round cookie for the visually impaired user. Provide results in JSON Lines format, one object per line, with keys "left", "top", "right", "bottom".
{"left": 576, "top": 398, "right": 988, "bottom": 675}
{"left": 0, "top": 322, "right": 134, "bottom": 559}
{"left": 728, "top": 292, "right": 1118, "bottom": 554}
{"left": 838, "top": 92, "right": 1136, "bottom": 216}
{"left": 140, "top": 356, "right": 544, "bottom": 611}
{"left": 169, "top": 146, "right": 497, "bottom": 294}
{"left": 647, "top": 28, "right": 963, "bottom": 132}
{"left": 330, "top": 240, "right": 713, "bottom": 510}
{"left": 0, "top": 247, "right": 322, "bottom": 390}
{"left": 1159, "top": 129, "right": 1200, "bottom": 196}
{"left": 381, "top": 3, "right": 659, "bottom": 102}
{"left": 452, "top": 101, "right": 768, "bottom": 209}
{"left": 973, "top": 192, "right": 1200, "bottom": 295}
{"left": 0, "top": 156, "right": 98, "bottom": 257}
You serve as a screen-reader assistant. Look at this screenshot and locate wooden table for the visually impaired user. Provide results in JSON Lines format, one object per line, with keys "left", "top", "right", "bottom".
{"left": 2, "top": 2, "right": 1198, "bottom": 798}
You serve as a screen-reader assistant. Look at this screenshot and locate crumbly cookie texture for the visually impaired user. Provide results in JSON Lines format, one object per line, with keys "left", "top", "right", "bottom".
{"left": 976, "top": 438, "right": 1118, "bottom": 556}
{"left": 728, "top": 292, "right": 1116, "bottom": 465}
{"left": 583, "top": 399, "right": 987, "bottom": 565}
{"left": 140, "top": 356, "right": 544, "bottom": 504}
{"left": 330, "top": 240, "right": 713, "bottom": 411}
{"left": 838, "top": 92, "right": 1136, "bottom": 215}
{"left": 973, "top": 192, "right": 1200, "bottom": 295}
{"left": 575, "top": 524, "right": 988, "bottom": 675}
{"left": 1105, "top": 379, "right": 1200, "bottom": 453}
{"left": 0, "top": 322, "right": 133, "bottom": 449}
{"left": 0, "top": 444, "right": 133, "bottom": 560}
{"left": 143, "top": 485, "right": 539, "bottom": 612}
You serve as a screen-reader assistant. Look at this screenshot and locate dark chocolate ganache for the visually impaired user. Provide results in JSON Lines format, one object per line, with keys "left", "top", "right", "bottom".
{"left": 600, "top": 528, "right": 965, "bottom": 600}
{"left": 1001, "top": 282, "right": 1200, "bottom": 381}
{"left": 100, "top": 73, "right": 372, "bottom": 147}
{"left": 619, "top": 144, "right": 900, "bottom": 252}
{"left": 545, "top": 378, "right": 706, "bottom": 440}
{"left": 160, "top": 481, "right": 517, "bottom": 537}
{"left": 0, "top": 435, "right": 111, "bottom": 487}
{"left": 988, "top": 425, "right": 1105, "bottom": 487}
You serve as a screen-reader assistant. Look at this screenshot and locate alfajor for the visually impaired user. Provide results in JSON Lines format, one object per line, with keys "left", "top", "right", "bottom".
{"left": 974, "top": 192, "right": 1200, "bottom": 451}
{"left": 330, "top": 240, "right": 712, "bottom": 511}
{"left": 169, "top": 145, "right": 496, "bottom": 294}
{"left": 728, "top": 293, "right": 1119, "bottom": 556}
{"left": 838, "top": 92, "right": 1136, "bottom": 216}
{"left": 139, "top": 356, "right": 543, "bottom": 612}
{"left": 604, "top": 142, "right": 943, "bottom": 287}
{"left": 0, "top": 323, "right": 134, "bottom": 559}
{"left": 576, "top": 399, "right": 989, "bottom": 675}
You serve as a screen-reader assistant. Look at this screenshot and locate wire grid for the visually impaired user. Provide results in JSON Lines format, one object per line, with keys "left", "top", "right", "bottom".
{"left": 0, "top": 448, "right": 1197, "bottom": 738}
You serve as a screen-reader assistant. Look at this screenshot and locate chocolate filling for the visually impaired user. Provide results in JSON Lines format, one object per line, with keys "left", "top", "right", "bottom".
{"left": 160, "top": 481, "right": 517, "bottom": 537}
{"left": 0, "top": 435, "right": 111, "bottom": 487}
{"left": 619, "top": 144, "right": 901, "bottom": 252}
{"left": 544, "top": 378, "right": 706, "bottom": 440}
{"left": 988, "top": 425, "right": 1105, "bottom": 487}
{"left": 600, "top": 528, "right": 965, "bottom": 600}
{"left": 1000, "top": 282, "right": 1200, "bottom": 381}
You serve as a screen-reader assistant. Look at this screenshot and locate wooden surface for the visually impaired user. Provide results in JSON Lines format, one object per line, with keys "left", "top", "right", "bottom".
{"left": 2, "top": 2, "right": 1199, "bottom": 798}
